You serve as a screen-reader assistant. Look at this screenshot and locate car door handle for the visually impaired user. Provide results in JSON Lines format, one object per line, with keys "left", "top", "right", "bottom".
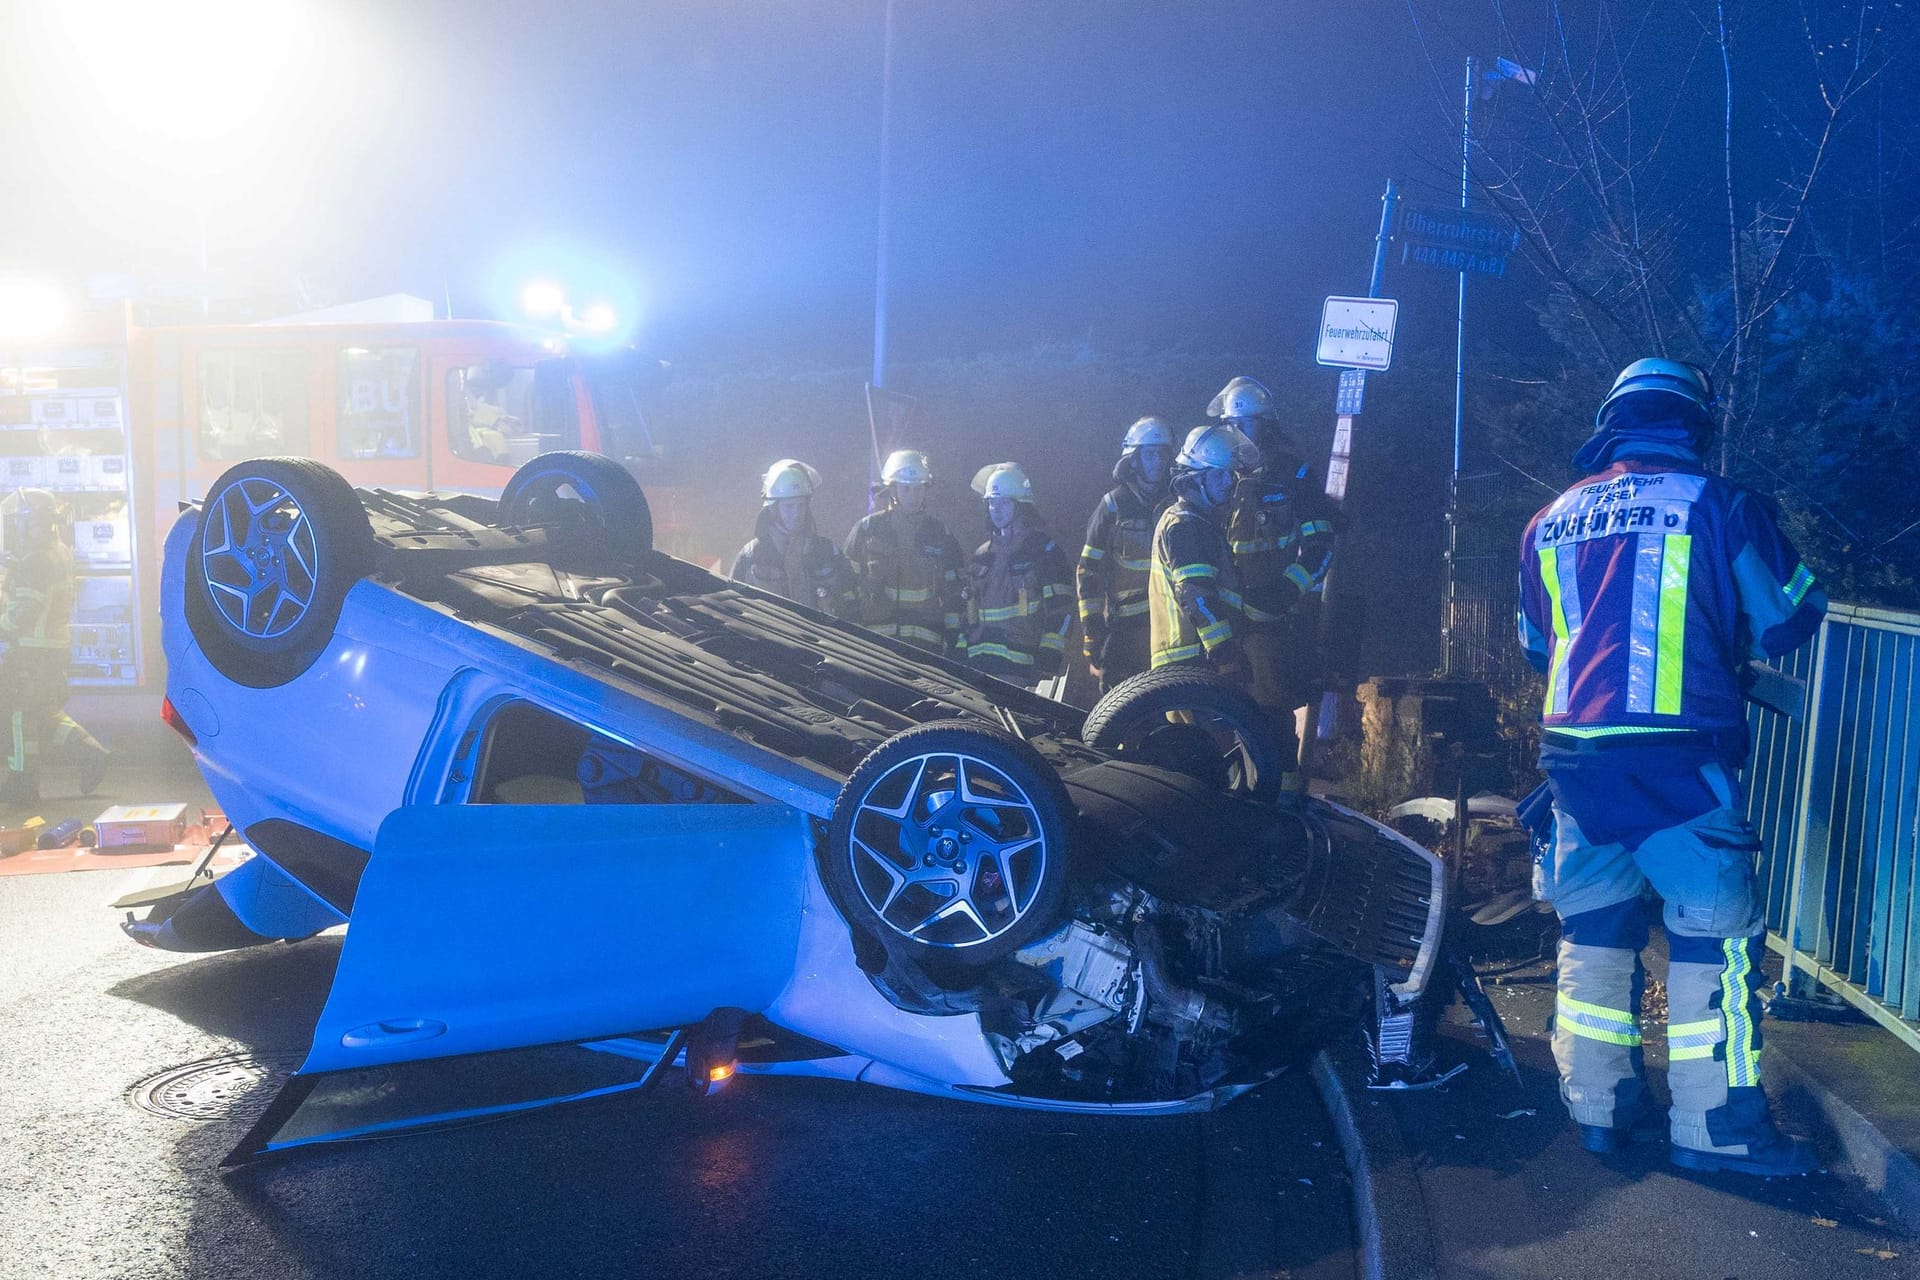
{"left": 339, "top": 1017, "right": 449, "bottom": 1048}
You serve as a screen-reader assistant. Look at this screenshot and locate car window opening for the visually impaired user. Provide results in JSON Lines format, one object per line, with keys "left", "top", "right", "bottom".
{"left": 446, "top": 359, "right": 578, "bottom": 469}
{"left": 469, "top": 700, "right": 744, "bottom": 806}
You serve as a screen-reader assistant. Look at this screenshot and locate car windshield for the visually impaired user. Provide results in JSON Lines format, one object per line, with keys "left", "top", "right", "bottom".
{"left": 579, "top": 351, "right": 665, "bottom": 472}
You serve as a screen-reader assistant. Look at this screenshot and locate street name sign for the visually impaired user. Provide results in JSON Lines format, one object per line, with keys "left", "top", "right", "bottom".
{"left": 1398, "top": 203, "right": 1520, "bottom": 278}
{"left": 1316, "top": 296, "right": 1398, "bottom": 371}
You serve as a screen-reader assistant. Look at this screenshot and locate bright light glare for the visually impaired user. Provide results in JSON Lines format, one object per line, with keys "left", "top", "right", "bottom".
{"left": 578, "top": 303, "right": 618, "bottom": 334}
{"left": 48, "top": 1, "right": 324, "bottom": 162}
{"left": 707, "top": 1063, "right": 736, "bottom": 1084}
{"left": 521, "top": 280, "right": 568, "bottom": 318}
{"left": 0, "top": 276, "right": 71, "bottom": 343}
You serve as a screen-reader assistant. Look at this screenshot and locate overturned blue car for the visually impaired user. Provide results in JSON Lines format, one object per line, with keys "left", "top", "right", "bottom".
{"left": 132, "top": 451, "right": 1451, "bottom": 1151}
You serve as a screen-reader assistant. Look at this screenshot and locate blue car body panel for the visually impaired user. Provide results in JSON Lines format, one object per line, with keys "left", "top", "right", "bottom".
{"left": 303, "top": 803, "right": 813, "bottom": 1074}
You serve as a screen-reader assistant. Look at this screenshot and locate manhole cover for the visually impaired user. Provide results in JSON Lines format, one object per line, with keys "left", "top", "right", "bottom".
{"left": 130, "top": 1051, "right": 304, "bottom": 1122}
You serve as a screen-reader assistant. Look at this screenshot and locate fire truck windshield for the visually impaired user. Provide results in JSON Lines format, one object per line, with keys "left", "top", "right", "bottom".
{"left": 580, "top": 350, "right": 668, "bottom": 474}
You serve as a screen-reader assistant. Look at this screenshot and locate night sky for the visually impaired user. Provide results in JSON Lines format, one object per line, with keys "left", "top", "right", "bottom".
{"left": 2, "top": 0, "right": 1470, "bottom": 363}
{"left": 8, "top": 2, "right": 1910, "bottom": 668}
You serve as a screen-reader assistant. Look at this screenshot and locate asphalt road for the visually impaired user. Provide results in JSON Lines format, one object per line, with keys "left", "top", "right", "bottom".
{"left": 1389, "top": 956, "right": 1920, "bottom": 1280}
{"left": 0, "top": 856, "right": 1356, "bottom": 1280}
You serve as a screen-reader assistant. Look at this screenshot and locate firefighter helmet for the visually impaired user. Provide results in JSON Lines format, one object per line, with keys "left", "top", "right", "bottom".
{"left": 760, "top": 459, "right": 822, "bottom": 502}
{"left": 1120, "top": 416, "right": 1176, "bottom": 455}
{"left": 1174, "top": 424, "right": 1259, "bottom": 475}
{"left": 1206, "top": 376, "right": 1276, "bottom": 421}
{"left": 880, "top": 449, "right": 933, "bottom": 486}
{"left": 1594, "top": 358, "right": 1717, "bottom": 426}
{"left": 971, "top": 462, "right": 1035, "bottom": 503}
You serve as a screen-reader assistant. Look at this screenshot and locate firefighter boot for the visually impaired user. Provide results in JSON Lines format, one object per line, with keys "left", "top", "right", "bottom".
{"left": 58, "top": 721, "right": 109, "bottom": 796}
{"left": 1552, "top": 935, "right": 1651, "bottom": 1149}
{"left": 0, "top": 767, "right": 37, "bottom": 806}
{"left": 1666, "top": 934, "right": 1816, "bottom": 1177}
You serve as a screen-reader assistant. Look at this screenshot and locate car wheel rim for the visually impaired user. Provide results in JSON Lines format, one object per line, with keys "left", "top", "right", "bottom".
{"left": 1118, "top": 710, "right": 1268, "bottom": 796}
{"left": 517, "top": 476, "right": 605, "bottom": 531}
{"left": 847, "top": 751, "right": 1050, "bottom": 951}
{"left": 200, "top": 477, "right": 320, "bottom": 640}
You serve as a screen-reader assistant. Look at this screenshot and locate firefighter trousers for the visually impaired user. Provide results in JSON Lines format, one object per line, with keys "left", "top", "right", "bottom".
{"left": 1533, "top": 736, "right": 1780, "bottom": 1156}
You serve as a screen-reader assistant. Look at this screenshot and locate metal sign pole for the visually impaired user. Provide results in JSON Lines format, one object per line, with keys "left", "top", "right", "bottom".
{"left": 868, "top": 0, "right": 897, "bottom": 495}
{"left": 1445, "top": 56, "right": 1474, "bottom": 678}
{"left": 1296, "top": 181, "right": 1400, "bottom": 790}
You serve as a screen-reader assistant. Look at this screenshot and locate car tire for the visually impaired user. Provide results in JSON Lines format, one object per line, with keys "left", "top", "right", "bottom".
{"left": 824, "top": 720, "right": 1072, "bottom": 969}
{"left": 1081, "top": 667, "right": 1287, "bottom": 800}
{"left": 182, "top": 457, "right": 376, "bottom": 689}
{"left": 499, "top": 450, "right": 652, "bottom": 567}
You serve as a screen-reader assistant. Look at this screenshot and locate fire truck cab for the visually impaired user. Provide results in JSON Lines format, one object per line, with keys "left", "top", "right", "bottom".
{"left": 118, "top": 318, "right": 670, "bottom": 687}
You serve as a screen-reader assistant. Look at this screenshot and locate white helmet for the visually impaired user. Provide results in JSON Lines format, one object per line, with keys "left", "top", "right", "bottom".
{"left": 1174, "top": 424, "right": 1259, "bottom": 475}
{"left": 971, "top": 461, "right": 1035, "bottom": 503}
{"left": 1206, "top": 376, "right": 1276, "bottom": 421}
{"left": 880, "top": 449, "right": 933, "bottom": 485}
{"left": 760, "top": 458, "right": 822, "bottom": 502}
{"left": 1120, "top": 416, "right": 1176, "bottom": 455}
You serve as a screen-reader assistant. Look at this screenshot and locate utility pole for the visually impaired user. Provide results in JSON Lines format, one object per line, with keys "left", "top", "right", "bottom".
{"left": 1443, "top": 55, "right": 1474, "bottom": 677}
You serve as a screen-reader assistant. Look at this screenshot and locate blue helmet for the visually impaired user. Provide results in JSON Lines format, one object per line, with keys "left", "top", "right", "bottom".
{"left": 1594, "top": 359, "right": 1716, "bottom": 427}
{"left": 1575, "top": 359, "right": 1720, "bottom": 471}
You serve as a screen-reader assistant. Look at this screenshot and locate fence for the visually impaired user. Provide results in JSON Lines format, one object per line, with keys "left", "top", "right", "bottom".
{"left": 1746, "top": 602, "right": 1920, "bottom": 1052}
{"left": 1447, "top": 469, "right": 1541, "bottom": 684}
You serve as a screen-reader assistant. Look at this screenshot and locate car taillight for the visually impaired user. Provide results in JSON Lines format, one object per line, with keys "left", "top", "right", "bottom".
{"left": 160, "top": 696, "right": 197, "bottom": 746}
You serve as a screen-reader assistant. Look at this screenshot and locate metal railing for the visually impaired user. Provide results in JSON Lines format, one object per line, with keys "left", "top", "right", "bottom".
{"left": 1746, "top": 602, "right": 1920, "bottom": 1052}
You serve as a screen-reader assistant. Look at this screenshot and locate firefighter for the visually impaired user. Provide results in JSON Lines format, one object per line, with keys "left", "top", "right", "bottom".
{"left": 459, "top": 361, "right": 520, "bottom": 463}
{"left": 1147, "top": 424, "right": 1262, "bottom": 682}
{"left": 1519, "top": 359, "right": 1826, "bottom": 1176}
{"left": 964, "top": 463, "right": 1072, "bottom": 686}
{"left": 0, "top": 489, "right": 107, "bottom": 804}
{"left": 844, "top": 449, "right": 966, "bottom": 654}
{"left": 732, "top": 459, "right": 858, "bottom": 618}
{"left": 1208, "top": 376, "right": 1334, "bottom": 753}
{"left": 1078, "top": 417, "right": 1174, "bottom": 692}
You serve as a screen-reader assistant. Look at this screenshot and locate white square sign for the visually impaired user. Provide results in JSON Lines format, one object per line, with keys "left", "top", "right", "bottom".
{"left": 1316, "top": 296, "right": 1399, "bottom": 371}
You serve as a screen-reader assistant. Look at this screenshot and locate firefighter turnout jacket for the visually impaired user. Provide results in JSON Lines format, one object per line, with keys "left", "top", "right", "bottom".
{"left": 845, "top": 505, "right": 966, "bottom": 653}
{"left": 966, "top": 508, "right": 1073, "bottom": 681}
{"left": 1517, "top": 459, "right": 1826, "bottom": 735}
{"left": 1149, "top": 496, "right": 1259, "bottom": 673}
{"left": 732, "top": 506, "right": 858, "bottom": 618}
{"left": 1227, "top": 447, "right": 1334, "bottom": 624}
{"left": 1077, "top": 480, "right": 1164, "bottom": 671}
{"left": 0, "top": 543, "right": 74, "bottom": 653}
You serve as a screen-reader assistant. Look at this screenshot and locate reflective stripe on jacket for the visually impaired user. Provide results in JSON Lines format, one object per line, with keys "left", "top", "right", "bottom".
{"left": 1516, "top": 459, "right": 1826, "bottom": 734}
{"left": 845, "top": 506, "right": 966, "bottom": 653}
{"left": 966, "top": 509, "right": 1072, "bottom": 681}
{"left": 1077, "top": 481, "right": 1165, "bottom": 658}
